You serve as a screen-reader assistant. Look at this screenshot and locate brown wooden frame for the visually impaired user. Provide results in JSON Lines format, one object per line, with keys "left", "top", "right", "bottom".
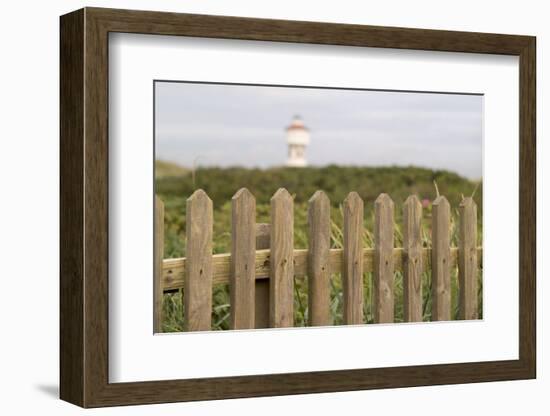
{"left": 60, "top": 7, "right": 536, "bottom": 408}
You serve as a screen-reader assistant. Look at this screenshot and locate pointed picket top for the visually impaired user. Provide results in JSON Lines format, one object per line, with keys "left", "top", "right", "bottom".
{"left": 344, "top": 191, "right": 362, "bottom": 204}
{"left": 403, "top": 194, "right": 422, "bottom": 246}
{"left": 375, "top": 193, "right": 394, "bottom": 209}
{"left": 374, "top": 193, "right": 395, "bottom": 247}
{"left": 155, "top": 194, "right": 164, "bottom": 208}
{"left": 232, "top": 187, "right": 255, "bottom": 202}
{"left": 309, "top": 189, "right": 330, "bottom": 206}
{"left": 271, "top": 187, "right": 293, "bottom": 202}
{"left": 460, "top": 196, "right": 477, "bottom": 209}
{"left": 187, "top": 188, "right": 212, "bottom": 205}
{"left": 404, "top": 194, "right": 421, "bottom": 209}
{"left": 433, "top": 195, "right": 450, "bottom": 209}
{"left": 343, "top": 191, "right": 363, "bottom": 214}
{"left": 271, "top": 188, "right": 293, "bottom": 219}
{"left": 308, "top": 190, "right": 330, "bottom": 237}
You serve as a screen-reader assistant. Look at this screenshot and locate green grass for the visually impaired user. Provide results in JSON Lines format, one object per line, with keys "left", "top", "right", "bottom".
{"left": 156, "top": 163, "right": 483, "bottom": 332}
{"left": 155, "top": 160, "right": 190, "bottom": 178}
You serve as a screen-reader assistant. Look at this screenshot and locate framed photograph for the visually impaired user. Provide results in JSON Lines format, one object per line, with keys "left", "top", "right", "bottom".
{"left": 60, "top": 7, "right": 536, "bottom": 407}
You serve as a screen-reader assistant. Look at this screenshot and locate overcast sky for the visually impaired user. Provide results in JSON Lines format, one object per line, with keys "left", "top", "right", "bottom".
{"left": 155, "top": 81, "right": 483, "bottom": 179}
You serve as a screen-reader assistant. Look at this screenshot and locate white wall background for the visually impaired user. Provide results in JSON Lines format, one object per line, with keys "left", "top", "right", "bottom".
{"left": 0, "top": 0, "right": 545, "bottom": 414}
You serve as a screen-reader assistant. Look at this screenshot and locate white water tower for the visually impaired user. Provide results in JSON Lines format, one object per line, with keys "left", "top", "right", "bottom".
{"left": 286, "top": 115, "right": 310, "bottom": 167}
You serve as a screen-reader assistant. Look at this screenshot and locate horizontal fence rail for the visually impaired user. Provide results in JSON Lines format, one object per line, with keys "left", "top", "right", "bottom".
{"left": 161, "top": 247, "right": 483, "bottom": 289}
{"left": 155, "top": 188, "right": 482, "bottom": 332}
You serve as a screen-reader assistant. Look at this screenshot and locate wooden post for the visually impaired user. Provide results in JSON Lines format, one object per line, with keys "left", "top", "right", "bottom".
{"left": 269, "top": 188, "right": 294, "bottom": 328}
{"left": 230, "top": 188, "right": 256, "bottom": 329}
{"left": 185, "top": 189, "right": 213, "bottom": 331}
{"left": 431, "top": 196, "right": 451, "bottom": 321}
{"left": 342, "top": 192, "right": 364, "bottom": 325}
{"left": 254, "top": 223, "right": 271, "bottom": 329}
{"left": 374, "top": 193, "right": 395, "bottom": 323}
{"left": 459, "top": 197, "right": 478, "bottom": 320}
{"left": 403, "top": 195, "right": 423, "bottom": 322}
{"left": 308, "top": 191, "right": 331, "bottom": 326}
{"left": 154, "top": 195, "right": 164, "bottom": 333}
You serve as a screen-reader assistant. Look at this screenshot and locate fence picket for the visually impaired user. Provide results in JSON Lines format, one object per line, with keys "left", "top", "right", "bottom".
{"left": 403, "top": 195, "right": 423, "bottom": 322}
{"left": 459, "top": 197, "right": 478, "bottom": 320}
{"left": 154, "top": 195, "right": 164, "bottom": 333}
{"left": 185, "top": 189, "right": 213, "bottom": 331}
{"left": 254, "top": 223, "right": 271, "bottom": 328}
{"left": 342, "top": 192, "right": 364, "bottom": 325}
{"left": 308, "top": 191, "right": 331, "bottom": 326}
{"left": 374, "top": 194, "right": 395, "bottom": 323}
{"left": 431, "top": 196, "right": 451, "bottom": 321}
{"left": 230, "top": 188, "right": 256, "bottom": 329}
{"left": 269, "top": 188, "right": 294, "bottom": 328}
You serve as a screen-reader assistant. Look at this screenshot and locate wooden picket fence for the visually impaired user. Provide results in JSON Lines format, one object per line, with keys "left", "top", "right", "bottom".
{"left": 154, "top": 188, "right": 481, "bottom": 332}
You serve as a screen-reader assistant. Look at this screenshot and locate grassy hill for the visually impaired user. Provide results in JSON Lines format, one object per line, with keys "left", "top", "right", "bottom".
{"left": 155, "top": 160, "right": 190, "bottom": 178}
{"left": 156, "top": 164, "right": 481, "bottom": 209}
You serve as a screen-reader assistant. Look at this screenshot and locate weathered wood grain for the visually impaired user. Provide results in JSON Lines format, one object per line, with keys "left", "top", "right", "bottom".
{"left": 431, "top": 196, "right": 451, "bottom": 321}
{"left": 154, "top": 196, "right": 165, "bottom": 333}
{"left": 307, "top": 191, "right": 331, "bottom": 326}
{"left": 373, "top": 194, "right": 395, "bottom": 323}
{"left": 162, "top": 247, "right": 482, "bottom": 289}
{"left": 184, "top": 190, "right": 213, "bottom": 331}
{"left": 230, "top": 189, "right": 256, "bottom": 329}
{"left": 269, "top": 189, "right": 294, "bottom": 327}
{"left": 60, "top": 8, "right": 85, "bottom": 406}
{"left": 518, "top": 38, "right": 537, "bottom": 371}
{"left": 254, "top": 223, "right": 271, "bottom": 328}
{"left": 342, "top": 192, "right": 364, "bottom": 325}
{"left": 403, "top": 195, "right": 423, "bottom": 322}
{"left": 459, "top": 197, "right": 478, "bottom": 320}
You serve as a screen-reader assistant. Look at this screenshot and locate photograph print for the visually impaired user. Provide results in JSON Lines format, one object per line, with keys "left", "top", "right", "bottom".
{"left": 154, "top": 81, "right": 483, "bottom": 333}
